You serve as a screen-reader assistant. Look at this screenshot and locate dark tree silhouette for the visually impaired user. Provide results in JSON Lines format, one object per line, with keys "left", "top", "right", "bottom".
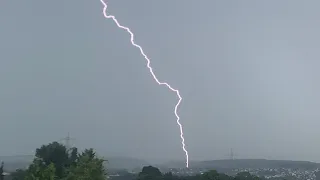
{"left": 35, "top": 141, "right": 70, "bottom": 178}
{"left": 0, "top": 162, "right": 4, "bottom": 180}
{"left": 138, "top": 166, "right": 162, "bottom": 180}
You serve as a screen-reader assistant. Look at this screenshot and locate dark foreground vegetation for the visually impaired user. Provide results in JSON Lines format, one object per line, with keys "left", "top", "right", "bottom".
{"left": 4, "top": 142, "right": 106, "bottom": 180}
{"left": 1, "top": 141, "right": 262, "bottom": 180}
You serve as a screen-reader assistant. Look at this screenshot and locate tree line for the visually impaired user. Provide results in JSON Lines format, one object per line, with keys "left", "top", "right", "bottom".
{"left": 2, "top": 141, "right": 263, "bottom": 180}
{"left": 7, "top": 142, "right": 106, "bottom": 180}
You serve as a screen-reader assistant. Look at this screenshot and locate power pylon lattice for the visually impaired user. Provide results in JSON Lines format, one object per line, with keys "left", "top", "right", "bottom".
{"left": 60, "top": 133, "right": 76, "bottom": 151}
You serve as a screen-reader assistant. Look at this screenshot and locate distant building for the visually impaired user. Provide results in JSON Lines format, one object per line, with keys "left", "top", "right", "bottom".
{"left": 1, "top": 172, "right": 10, "bottom": 176}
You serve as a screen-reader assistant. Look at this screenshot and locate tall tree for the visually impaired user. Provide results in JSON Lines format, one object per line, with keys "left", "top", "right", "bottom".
{"left": 0, "top": 162, "right": 4, "bottom": 180}
{"left": 25, "top": 159, "right": 56, "bottom": 180}
{"left": 10, "top": 169, "right": 27, "bottom": 180}
{"left": 137, "top": 166, "right": 162, "bottom": 180}
{"left": 66, "top": 149, "right": 107, "bottom": 180}
{"left": 80, "top": 148, "right": 96, "bottom": 160}
{"left": 68, "top": 147, "right": 78, "bottom": 167}
{"left": 35, "top": 141, "right": 70, "bottom": 178}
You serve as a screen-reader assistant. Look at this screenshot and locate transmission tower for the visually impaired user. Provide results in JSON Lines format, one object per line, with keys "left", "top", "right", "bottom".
{"left": 230, "top": 148, "right": 235, "bottom": 160}
{"left": 60, "top": 133, "right": 76, "bottom": 151}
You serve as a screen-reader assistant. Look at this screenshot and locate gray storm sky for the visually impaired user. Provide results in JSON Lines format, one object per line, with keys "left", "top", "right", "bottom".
{"left": 1, "top": 0, "right": 320, "bottom": 163}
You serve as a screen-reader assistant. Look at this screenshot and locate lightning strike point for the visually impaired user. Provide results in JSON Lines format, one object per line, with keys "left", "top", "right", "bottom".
{"left": 99, "top": 0, "right": 189, "bottom": 168}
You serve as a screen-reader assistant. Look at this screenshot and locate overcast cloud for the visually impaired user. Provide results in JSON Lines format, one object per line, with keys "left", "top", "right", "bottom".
{"left": 1, "top": 0, "right": 320, "bottom": 163}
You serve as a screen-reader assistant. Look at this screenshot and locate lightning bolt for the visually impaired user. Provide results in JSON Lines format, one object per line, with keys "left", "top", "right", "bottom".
{"left": 99, "top": 0, "right": 189, "bottom": 168}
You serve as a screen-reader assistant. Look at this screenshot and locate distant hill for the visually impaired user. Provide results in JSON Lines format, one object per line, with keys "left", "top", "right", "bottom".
{"left": 0, "top": 155, "right": 34, "bottom": 163}
{"left": 106, "top": 157, "right": 150, "bottom": 170}
{"left": 0, "top": 155, "right": 149, "bottom": 172}
{"left": 158, "top": 160, "right": 199, "bottom": 168}
{"left": 0, "top": 155, "right": 150, "bottom": 172}
{"left": 192, "top": 159, "right": 320, "bottom": 169}
{"left": 0, "top": 155, "right": 34, "bottom": 172}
